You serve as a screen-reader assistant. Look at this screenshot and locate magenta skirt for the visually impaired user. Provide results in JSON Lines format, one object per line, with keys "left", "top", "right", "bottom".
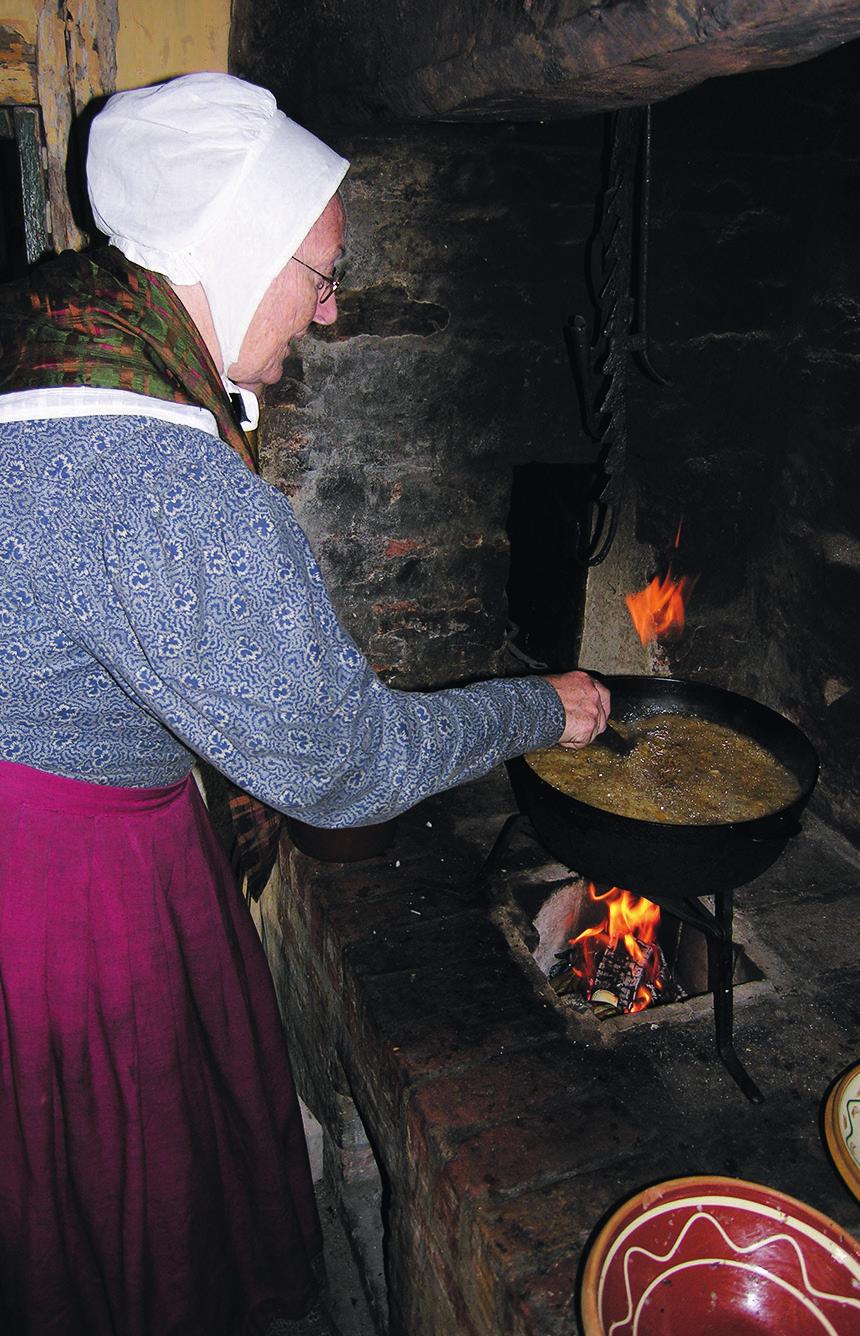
{"left": 0, "top": 761, "right": 321, "bottom": 1336}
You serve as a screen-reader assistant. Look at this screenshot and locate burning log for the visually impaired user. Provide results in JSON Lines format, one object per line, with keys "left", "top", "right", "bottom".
{"left": 548, "top": 882, "right": 685, "bottom": 1016}
{"left": 589, "top": 938, "right": 667, "bottom": 1017}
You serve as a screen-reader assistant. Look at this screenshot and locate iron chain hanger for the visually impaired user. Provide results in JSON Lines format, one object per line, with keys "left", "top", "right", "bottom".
{"left": 567, "top": 104, "right": 669, "bottom": 567}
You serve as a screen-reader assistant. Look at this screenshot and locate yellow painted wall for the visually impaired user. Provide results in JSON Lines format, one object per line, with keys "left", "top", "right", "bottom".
{"left": 1, "top": 7, "right": 39, "bottom": 102}
{"left": 2, "top": 0, "right": 232, "bottom": 250}
{"left": 4, "top": 3, "right": 39, "bottom": 31}
{"left": 115, "top": 0, "right": 231, "bottom": 90}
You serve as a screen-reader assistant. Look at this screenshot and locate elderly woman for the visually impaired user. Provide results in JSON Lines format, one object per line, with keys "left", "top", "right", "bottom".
{"left": 0, "top": 74, "right": 608, "bottom": 1335}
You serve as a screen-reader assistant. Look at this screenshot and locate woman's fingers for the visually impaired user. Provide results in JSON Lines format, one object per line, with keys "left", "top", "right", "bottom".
{"left": 543, "top": 671, "right": 612, "bottom": 750}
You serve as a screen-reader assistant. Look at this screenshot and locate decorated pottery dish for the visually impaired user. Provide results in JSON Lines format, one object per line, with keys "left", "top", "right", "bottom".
{"left": 579, "top": 1174, "right": 860, "bottom": 1335}
{"left": 824, "top": 1063, "right": 860, "bottom": 1203}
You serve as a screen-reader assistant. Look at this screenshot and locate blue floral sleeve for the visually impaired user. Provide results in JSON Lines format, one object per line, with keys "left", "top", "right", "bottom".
{"left": 42, "top": 416, "right": 563, "bottom": 825}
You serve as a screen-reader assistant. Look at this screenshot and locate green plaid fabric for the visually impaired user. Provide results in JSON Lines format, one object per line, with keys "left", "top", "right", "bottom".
{"left": 0, "top": 245, "right": 257, "bottom": 467}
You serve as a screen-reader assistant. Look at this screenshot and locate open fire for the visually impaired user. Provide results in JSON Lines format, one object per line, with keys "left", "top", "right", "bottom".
{"left": 625, "top": 570, "right": 695, "bottom": 645}
{"left": 624, "top": 523, "right": 698, "bottom": 646}
{"left": 551, "top": 531, "right": 696, "bottom": 1016}
{"left": 549, "top": 882, "right": 683, "bottom": 1017}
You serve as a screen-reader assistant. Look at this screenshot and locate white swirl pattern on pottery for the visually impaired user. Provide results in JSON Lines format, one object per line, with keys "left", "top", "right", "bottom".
{"left": 600, "top": 1197, "right": 860, "bottom": 1336}
{"left": 841, "top": 1094, "right": 860, "bottom": 1161}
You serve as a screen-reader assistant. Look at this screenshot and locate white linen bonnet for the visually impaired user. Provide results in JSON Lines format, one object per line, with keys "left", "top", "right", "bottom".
{"left": 86, "top": 72, "right": 349, "bottom": 372}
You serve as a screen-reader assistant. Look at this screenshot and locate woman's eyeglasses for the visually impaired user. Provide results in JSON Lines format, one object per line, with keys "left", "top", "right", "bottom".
{"left": 291, "top": 256, "right": 344, "bottom": 303}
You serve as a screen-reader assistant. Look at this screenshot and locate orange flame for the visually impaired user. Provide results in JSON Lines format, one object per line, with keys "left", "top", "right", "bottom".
{"left": 568, "top": 883, "right": 663, "bottom": 1014}
{"left": 625, "top": 569, "right": 696, "bottom": 645}
{"left": 626, "top": 521, "right": 697, "bottom": 646}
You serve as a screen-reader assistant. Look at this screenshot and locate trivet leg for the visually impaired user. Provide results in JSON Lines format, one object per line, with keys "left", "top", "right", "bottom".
{"left": 452, "top": 811, "right": 531, "bottom": 901}
{"left": 709, "top": 890, "right": 764, "bottom": 1104}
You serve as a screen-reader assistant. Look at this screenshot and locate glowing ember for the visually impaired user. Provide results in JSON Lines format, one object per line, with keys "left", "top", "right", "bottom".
{"left": 567, "top": 883, "right": 664, "bottom": 1014}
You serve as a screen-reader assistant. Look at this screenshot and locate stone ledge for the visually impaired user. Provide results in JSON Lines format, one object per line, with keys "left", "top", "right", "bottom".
{"left": 233, "top": 0, "right": 860, "bottom": 124}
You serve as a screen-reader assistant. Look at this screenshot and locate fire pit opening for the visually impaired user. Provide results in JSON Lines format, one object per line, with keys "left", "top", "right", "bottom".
{"left": 517, "top": 875, "right": 765, "bottom": 1022}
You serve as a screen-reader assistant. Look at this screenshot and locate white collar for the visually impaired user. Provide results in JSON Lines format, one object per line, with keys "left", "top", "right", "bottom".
{"left": 0, "top": 386, "right": 221, "bottom": 435}
{"left": 221, "top": 378, "right": 260, "bottom": 430}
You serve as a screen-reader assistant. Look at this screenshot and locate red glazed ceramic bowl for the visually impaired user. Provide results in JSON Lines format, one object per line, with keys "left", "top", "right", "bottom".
{"left": 824, "top": 1063, "right": 860, "bottom": 1203}
{"left": 579, "top": 1175, "right": 860, "bottom": 1335}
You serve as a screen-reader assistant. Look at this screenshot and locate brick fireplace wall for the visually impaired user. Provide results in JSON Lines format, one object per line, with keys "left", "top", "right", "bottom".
{"left": 620, "top": 42, "right": 860, "bottom": 844}
{"left": 229, "top": 27, "right": 860, "bottom": 1335}
{"left": 258, "top": 118, "right": 603, "bottom": 691}
{"left": 257, "top": 43, "right": 860, "bottom": 846}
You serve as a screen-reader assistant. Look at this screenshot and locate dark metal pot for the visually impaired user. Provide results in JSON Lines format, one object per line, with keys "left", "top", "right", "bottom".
{"left": 506, "top": 675, "right": 819, "bottom": 905}
{"left": 285, "top": 815, "right": 398, "bottom": 863}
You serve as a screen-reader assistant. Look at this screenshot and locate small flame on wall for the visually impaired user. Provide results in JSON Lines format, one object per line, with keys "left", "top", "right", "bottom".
{"left": 625, "top": 521, "right": 698, "bottom": 646}
{"left": 625, "top": 569, "right": 696, "bottom": 645}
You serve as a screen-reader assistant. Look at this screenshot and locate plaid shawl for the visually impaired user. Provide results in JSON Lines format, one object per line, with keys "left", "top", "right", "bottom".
{"left": 0, "top": 246, "right": 282, "bottom": 899}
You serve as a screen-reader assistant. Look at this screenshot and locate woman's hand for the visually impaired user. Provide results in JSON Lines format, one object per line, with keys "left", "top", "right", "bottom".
{"left": 543, "top": 671, "right": 611, "bottom": 749}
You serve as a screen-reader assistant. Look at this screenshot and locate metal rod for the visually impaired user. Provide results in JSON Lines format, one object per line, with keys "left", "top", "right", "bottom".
{"left": 708, "top": 890, "right": 765, "bottom": 1103}
{"left": 452, "top": 811, "right": 531, "bottom": 901}
{"left": 631, "top": 104, "right": 670, "bottom": 385}
{"left": 571, "top": 105, "right": 671, "bottom": 566}
{"left": 664, "top": 894, "right": 724, "bottom": 936}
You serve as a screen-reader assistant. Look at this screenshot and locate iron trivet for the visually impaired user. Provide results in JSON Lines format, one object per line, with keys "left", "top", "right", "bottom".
{"left": 469, "top": 811, "right": 765, "bottom": 1104}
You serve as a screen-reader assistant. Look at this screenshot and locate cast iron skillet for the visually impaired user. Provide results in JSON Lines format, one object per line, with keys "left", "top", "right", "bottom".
{"left": 506, "top": 675, "right": 819, "bottom": 906}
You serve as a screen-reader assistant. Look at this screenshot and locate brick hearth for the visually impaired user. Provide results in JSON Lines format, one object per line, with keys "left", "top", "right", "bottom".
{"left": 260, "top": 768, "right": 860, "bottom": 1336}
